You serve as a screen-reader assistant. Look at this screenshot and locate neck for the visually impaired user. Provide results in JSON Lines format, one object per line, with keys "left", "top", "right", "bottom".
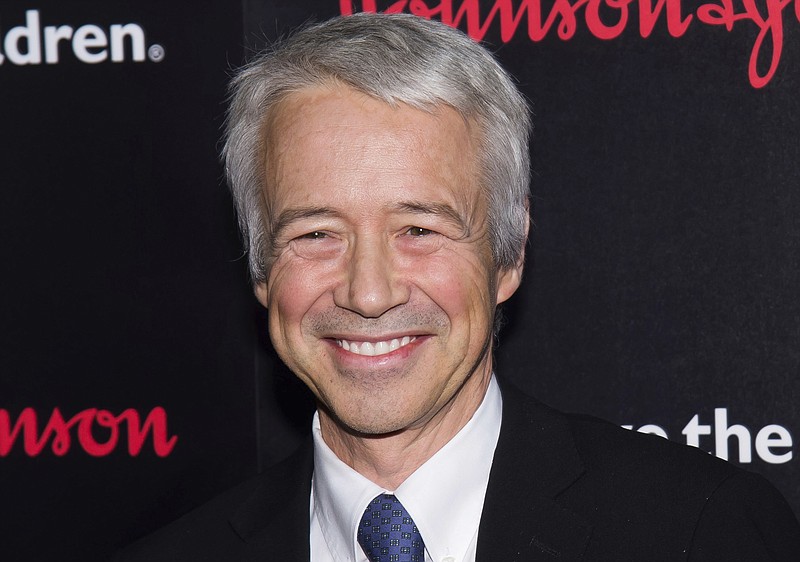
{"left": 318, "top": 367, "right": 492, "bottom": 490}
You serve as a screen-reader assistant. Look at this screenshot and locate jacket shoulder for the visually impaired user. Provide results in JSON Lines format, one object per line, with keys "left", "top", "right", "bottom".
{"left": 561, "top": 408, "right": 800, "bottom": 559}
{"left": 497, "top": 383, "right": 800, "bottom": 559}
{"left": 112, "top": 475, "right": 262, "bottom": 561}
{"left": 563, "top": 409, "right": 738, "bottom": 488}
{"left": 113, "top": 441, "right": 313, "bottom": 562}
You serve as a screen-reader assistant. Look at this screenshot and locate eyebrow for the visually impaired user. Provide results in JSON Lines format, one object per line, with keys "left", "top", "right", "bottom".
{"left": 270, "top": 206, "right": 342, "bottom": 241}
{"left": 391, "top": 200, "right": 471, "bottom": 235}
{"left": 269, "top": 200, "right": 471, "bottom": 241}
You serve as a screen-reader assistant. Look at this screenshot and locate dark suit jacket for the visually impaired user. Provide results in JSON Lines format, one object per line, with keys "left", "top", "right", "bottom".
{"left": 116, "top": 382, "right": 800, "bottom": 561}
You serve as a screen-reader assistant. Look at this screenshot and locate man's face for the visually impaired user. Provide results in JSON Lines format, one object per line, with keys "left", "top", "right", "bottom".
{"left": 255, "top": 85, "right": 523, "bottom": 437}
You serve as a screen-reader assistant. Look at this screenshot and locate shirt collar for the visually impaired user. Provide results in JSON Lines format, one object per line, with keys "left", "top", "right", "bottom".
{"left": 311, "top": 415, "right": 383, "bottom": 561}
{"left": 311, "top": 375, "right": 502, "bottom": 562}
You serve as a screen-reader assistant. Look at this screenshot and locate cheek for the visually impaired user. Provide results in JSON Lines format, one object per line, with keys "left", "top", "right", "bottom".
{"left": 412, "top": 252, "right": 495, "bottom": 324}
{"left": 267, "top": 259, "right": 336, "bottom": 336}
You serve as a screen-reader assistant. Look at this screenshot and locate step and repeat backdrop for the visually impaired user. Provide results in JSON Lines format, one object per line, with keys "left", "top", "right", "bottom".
{"left": 1, "top": 1, "right": 798, "bottom": 560}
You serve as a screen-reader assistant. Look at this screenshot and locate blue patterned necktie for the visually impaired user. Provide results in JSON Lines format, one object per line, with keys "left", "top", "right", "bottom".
{"left": 357, "top": 493, "right": 425, "bottom": 562}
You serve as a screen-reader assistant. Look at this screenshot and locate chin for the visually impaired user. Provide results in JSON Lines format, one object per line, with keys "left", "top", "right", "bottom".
{"left": 329, "top": 399, "right": 429, "bottom": 437}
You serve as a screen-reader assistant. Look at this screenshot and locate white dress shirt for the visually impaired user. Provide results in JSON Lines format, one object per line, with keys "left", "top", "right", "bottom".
{"left": 310, "top": 375, "right": 502, "bottom": 562}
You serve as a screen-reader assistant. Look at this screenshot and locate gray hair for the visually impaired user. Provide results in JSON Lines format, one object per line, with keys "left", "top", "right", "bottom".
{"left": 222, "top": 13, "right": 531, "bottom": 283}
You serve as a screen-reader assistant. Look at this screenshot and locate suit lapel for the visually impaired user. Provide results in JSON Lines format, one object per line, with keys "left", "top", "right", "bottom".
{"left": 229, "top": 439, "right": 314, "bottom": 561}
{"left": 477, "top": 382, "right": 592, "bottom": 562}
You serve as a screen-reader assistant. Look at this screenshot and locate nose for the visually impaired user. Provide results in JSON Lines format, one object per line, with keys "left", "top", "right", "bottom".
{"left": 333, "top": 237, "right": 409, "bottom": 318}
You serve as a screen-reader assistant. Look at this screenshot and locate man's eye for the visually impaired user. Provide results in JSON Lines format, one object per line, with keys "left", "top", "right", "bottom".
{"left": 407, "top": 227, "right": 433, "bottom": 237}
{"left": 289, "top": 230, "right": 343, "bottom": 260}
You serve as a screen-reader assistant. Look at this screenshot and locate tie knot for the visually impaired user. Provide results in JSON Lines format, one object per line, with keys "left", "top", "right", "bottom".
{"left": 357, "top": 493, "right": 425, "bottom": 562}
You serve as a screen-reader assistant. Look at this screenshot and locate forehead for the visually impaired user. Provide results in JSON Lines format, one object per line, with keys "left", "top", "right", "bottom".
{"left": 263, "top": 85, "right": 482, "bottom": 212}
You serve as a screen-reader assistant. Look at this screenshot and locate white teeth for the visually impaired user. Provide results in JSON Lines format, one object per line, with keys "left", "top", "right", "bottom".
{"left": 337, "top": 336, "right": 417, "bottom": 356}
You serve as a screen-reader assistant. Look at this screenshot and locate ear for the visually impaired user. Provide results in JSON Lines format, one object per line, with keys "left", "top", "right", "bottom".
{"left": 496, "top": 211, "right": 529, "bottom": 305}
{"left": 254, "top": 282, "right": 270, "bottom": 308}
{"left": 496, "top": 261, "right": 523, "bottom": 304}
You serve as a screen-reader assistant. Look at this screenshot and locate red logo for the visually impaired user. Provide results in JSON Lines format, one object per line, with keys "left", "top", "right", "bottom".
{"left": 340, "top": 0, "right": 800, "bottom": 88}
{"left": 0, "top": 407, "right": 178, "bottom": 457}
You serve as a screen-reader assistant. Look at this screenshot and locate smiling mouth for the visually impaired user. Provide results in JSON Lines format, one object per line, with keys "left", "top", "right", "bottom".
{"left": 336, "top": 336, "right": 417, "bottom": 356}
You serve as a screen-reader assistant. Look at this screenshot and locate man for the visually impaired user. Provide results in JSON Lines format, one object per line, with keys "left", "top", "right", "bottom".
{"left": 117, "top": 13, "right": 800, "bottom": 561}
